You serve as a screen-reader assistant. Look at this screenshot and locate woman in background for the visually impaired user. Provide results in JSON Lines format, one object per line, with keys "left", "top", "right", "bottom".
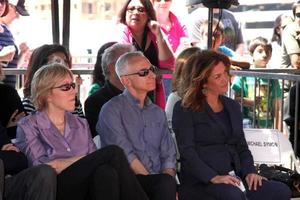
{"left": 151, "top": 0, "right": 189, "bottom": 99}
{"left": 117, "top": 0, "right": 174, "bottom": 109}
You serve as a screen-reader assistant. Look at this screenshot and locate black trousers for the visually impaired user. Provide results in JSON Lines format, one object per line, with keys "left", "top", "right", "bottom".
{"left": 136, "top": 174, "right": 177, "bottom": 200}
{"left": 0, "top": 151, "right": 27, "bottom": 175}
{"left": 57, "top": 145, "right": 149, "bottom": 200}
{"left": 5, "top": 164, "right": 57, "bottom": 200}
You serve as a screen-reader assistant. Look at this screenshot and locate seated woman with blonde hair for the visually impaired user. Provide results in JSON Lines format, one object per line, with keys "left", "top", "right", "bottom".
{"left": 16, "top": 63, "right": 148, "bottom": 200}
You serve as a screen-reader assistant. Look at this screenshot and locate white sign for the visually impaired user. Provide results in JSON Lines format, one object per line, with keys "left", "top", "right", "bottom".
{"left": 244, "top": 129, "right": 282, "bottom": 164}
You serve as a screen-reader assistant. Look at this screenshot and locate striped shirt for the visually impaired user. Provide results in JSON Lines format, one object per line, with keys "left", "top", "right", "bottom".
{"left": 22, "top": 97, "right": 85, "bottom": 118}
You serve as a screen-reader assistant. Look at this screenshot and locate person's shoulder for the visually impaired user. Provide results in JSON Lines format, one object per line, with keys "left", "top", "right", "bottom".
{"left": 169, "top": 11, "right": 180, "bottom": 22}
{"left": 221, "top": 95, "right": 240, "bottom": 108}
{"left": 283, "top": 23, "right": 297, "bottom": 35}
{"left": 0, "top": 83, "right": 17, "bottom": 93}
{"left": 101, "top": 93, "right": 124, "bottom": 112}
{"left": 0, "top": 23, "right": 8, "bottom": 34}
{"left": 18, "top": 111, "right": 39, "bottom": 126}
{"left": 85, "top": 86, "right": 107, "bottom": 103}
{"left": 66, "top": 112, "right": 88, "bottom": 127}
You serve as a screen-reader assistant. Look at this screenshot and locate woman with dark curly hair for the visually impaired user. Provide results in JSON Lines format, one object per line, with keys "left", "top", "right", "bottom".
{"left": 117, "top": 0, "right": 174, "bottom": 109}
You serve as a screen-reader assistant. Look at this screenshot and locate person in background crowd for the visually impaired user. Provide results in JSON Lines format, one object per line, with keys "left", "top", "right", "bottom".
{"left": 151, "top": 0, "right": 189, "bottom": 99}
{"left": 88, "top": 41, "right": 117, "bottom": 96}
{"left": 165, "top": 47, "right": 201, "bottom": 168}
{"left": 269, "top": 13, "right": 292, "bottom": 69}
{"left": 16, "top": 63, "right": 149, "bottom": 200}
{"left": 0, "top": 123, "right": 56, "bottom": 200}
{"left": 116, "top": 0, "right": 175, "bottom": 109}
{"left": 97, "top": 51, "right": 177, "bottom": 200}
{"left": 85, "top": 43, "right": 135, "bottom": 138}
{"left": 165, "top": 47, "right": 201, "bottom": 132}
{"left": 197, "top": 19, "right": 235, "bottom": 57}
{"left": 231, "top": 37, "right": 282, "bottom": 129}
{"left": 22, "top": 44, "right": 84, "bottom": 117}
{"left": 0, "top": 0, "right": 29, "bottom": 88}
{"left": 188, "top": 7, "right": 245, "bottom": 55}
{"left": 197, "top": 19, "right": 249, "bottom": 70}
{"left": 0, "top": 59, "right": 25, "bottom": 139}
{"left": 172, "top": 50, "right": 291, "bottom": 200}
{"left": 281, "top": 1, "right": 300, "bottom": 69}
{"left": 284, "top": 84, "right": 300, "bottom": 158}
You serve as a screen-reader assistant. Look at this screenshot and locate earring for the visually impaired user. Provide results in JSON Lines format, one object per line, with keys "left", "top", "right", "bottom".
{"left": 202, "top": 88, "right": 207, "bottom": 95}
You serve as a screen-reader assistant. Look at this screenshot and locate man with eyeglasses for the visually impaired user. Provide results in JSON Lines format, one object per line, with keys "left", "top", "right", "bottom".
{"left": 97, "top": 51, "right": 177, "bottom": 200}
{"left": 281, "top": 1, "right": 300, "bottom": 69}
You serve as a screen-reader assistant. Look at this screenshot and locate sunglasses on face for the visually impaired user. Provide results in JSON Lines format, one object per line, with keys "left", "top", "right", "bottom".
{"left": 295, "top": 13, "right": 300, "bottom": 18}
{"left": 123, "top": 65, "right": 156, "bottom": 77}
{"left": 126, "top": 6, "right": 145, "bottom": 13}
{"left": 52, "top": 82, "right": 76, "bottom": 91}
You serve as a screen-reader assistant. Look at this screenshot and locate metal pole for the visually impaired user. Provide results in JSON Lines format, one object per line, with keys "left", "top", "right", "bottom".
{"left": 294, "top": 82, "right": 299, "bottom": 156}
{"left": 51, "top": 0, "right": 60, "bottom": 44}
{"left": 62, "top": 0, "right": 70, "bottom": 50}
{"left": 207, "top": 8, "right": 213, "bottom": 49}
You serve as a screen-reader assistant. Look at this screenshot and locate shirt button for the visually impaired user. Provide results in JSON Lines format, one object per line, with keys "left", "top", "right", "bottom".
{"left": 67, "top": 148, "right": 71, "bottom": 152}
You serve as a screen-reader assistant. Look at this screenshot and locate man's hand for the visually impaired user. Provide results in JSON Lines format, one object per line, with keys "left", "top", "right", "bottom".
{"left": 130, "top": 158, "right": 149, "bottom": 175}
{"left": 163, "top": 168, "right": 176, "bottom": 177}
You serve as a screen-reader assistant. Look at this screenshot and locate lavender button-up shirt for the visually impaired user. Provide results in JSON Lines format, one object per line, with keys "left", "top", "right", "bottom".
{"left": 15, "top": 111, "right": 96, "bottom": 166}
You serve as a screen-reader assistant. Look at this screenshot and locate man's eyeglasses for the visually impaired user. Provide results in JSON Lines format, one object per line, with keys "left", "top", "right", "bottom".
{"left": 52, "top": 82, "right": 76, "bottom": 91}
{"left": 123, "top": 65, "right": 156, "bottom": 77}
{"left": 126, "top": 6, "right": 145, "bottom": 13}
{"left": 295, "top": 13, "right": 300, "bottom": 18}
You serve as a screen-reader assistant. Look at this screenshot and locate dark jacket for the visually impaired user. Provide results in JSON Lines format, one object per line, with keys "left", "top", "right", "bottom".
{"left": 172, "top": 95, "right": 256, "bottom": 187}
{"left": 84, "top": 81, "right": 122, "bottom": 137}
{"left": 0, "top": 123, "right": 27, "bottom": 175}
{"left": 0, "top": 84, "right": 24, "bottom": 139}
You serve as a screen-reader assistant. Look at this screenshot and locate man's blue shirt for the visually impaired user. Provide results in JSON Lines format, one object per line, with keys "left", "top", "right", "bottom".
{"left": 97, "top": 89, "right": 176, "bottom": 174}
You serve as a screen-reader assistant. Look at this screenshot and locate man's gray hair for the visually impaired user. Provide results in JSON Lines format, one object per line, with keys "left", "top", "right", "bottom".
{"left": 101, "top": 43, "right": 135, "bottom": 78}
{"left": 115, "top": 51, "right": 145, "bottom": 77}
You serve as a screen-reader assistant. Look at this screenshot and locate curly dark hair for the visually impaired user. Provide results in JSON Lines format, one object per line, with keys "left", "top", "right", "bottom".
{"left": 23, "top": 44, "right": 72, "bottom": 98}
{"left": 118, "top": 0, "right": 157, "bottom": 24}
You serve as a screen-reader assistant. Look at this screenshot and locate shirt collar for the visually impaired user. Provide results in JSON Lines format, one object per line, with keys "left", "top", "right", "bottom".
{"left": 36, "top": 111, "right": 79, "bottom": 129}
{"left": 123, "top": 89, "right": 152, "bottom": 108}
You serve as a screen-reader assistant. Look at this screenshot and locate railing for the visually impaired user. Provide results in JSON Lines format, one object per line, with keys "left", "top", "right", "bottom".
{"left": 230, "top": 69, "right": 300, "bottom": 156}
{"left": 4, "top": 68, "right": 300, "bottom": 155}
{"left": 2, "top": 66, "right": 173, "bottom": 100}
